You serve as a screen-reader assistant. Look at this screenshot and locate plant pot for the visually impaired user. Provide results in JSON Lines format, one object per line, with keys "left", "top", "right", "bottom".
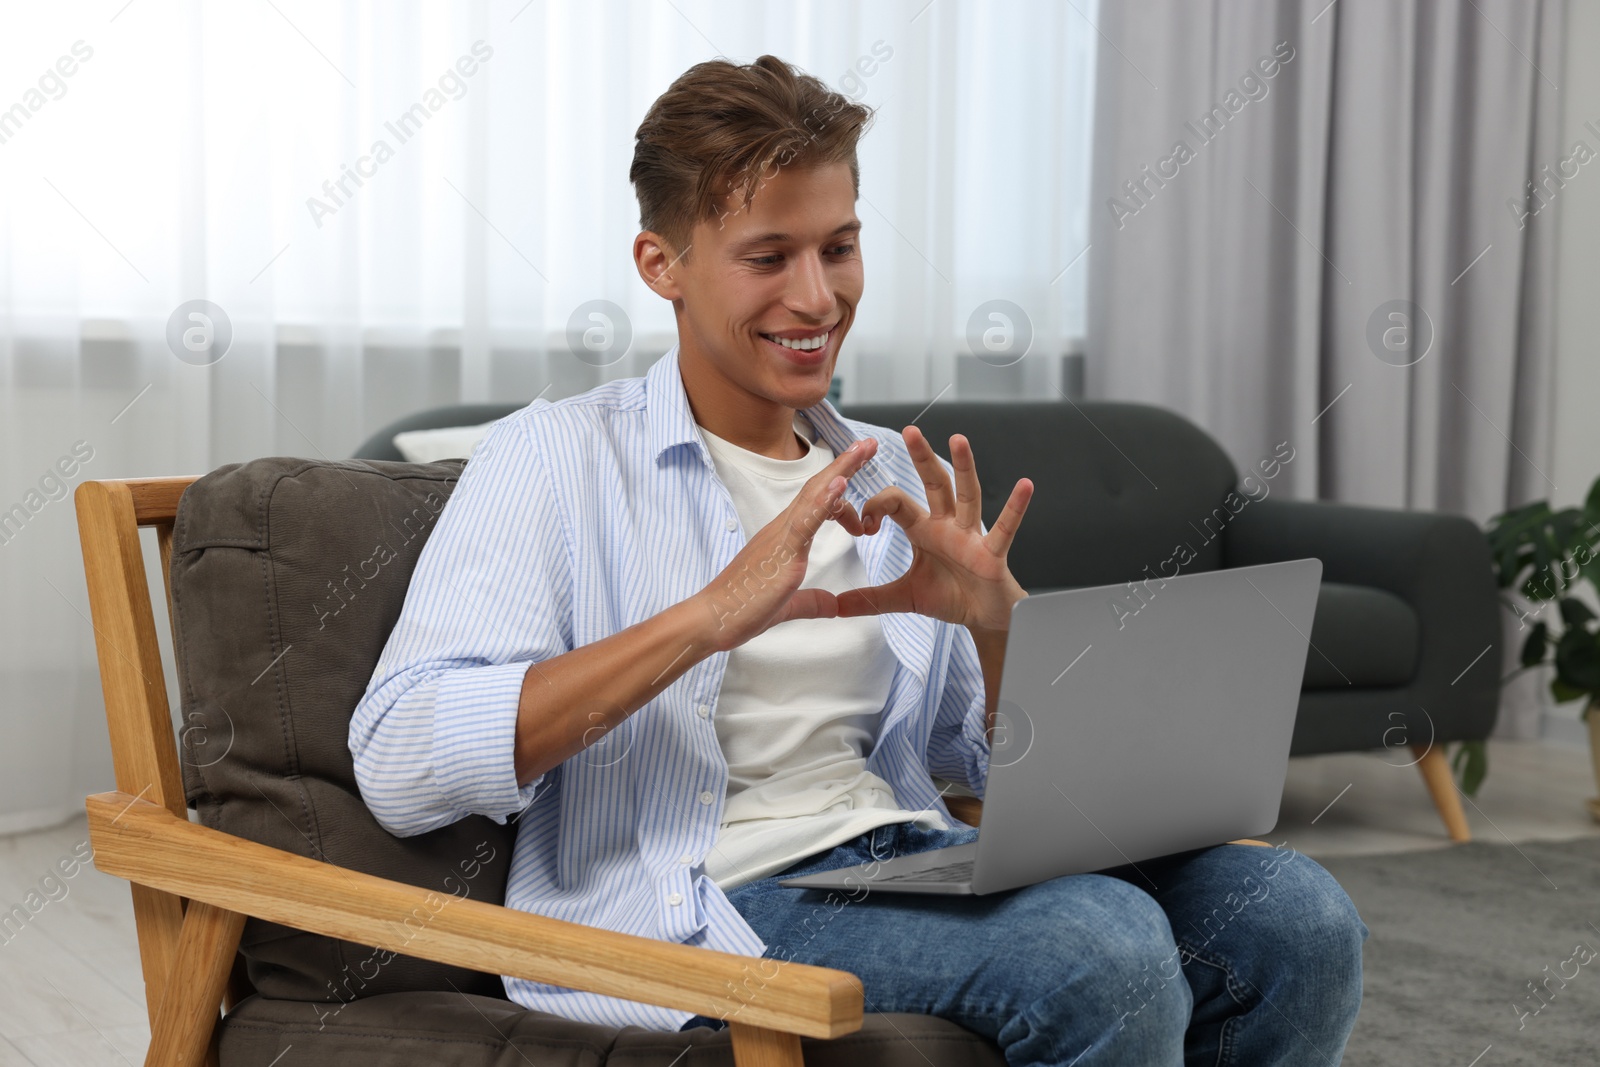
{"left": 1588, "top": 700, "right": 1600, "bottom": 825}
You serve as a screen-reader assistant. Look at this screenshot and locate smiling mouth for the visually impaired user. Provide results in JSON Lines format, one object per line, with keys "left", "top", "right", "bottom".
{"left": 759, "top": 327, "right": 834, "bottom": 352}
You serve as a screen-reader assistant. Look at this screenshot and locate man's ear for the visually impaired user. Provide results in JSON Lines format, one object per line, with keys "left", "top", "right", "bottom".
{"left": 634, "top": 231, "right": 687, "bottom": 300}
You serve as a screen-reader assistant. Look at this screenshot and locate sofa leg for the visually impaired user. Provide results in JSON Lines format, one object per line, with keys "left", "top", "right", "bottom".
{"left": 729, "top": 1022, "right": 804, "bottom": 1067}
{"left": 1412, "top": 744, "right": 1471, "bottom": 842}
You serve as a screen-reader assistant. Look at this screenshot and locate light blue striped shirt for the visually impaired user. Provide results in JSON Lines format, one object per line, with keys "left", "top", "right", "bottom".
{"left": 349, "top": 344, "right": 994, "bottom": 1031}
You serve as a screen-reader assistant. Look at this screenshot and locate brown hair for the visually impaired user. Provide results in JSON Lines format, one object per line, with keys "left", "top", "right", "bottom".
{"left": 629, "top": 54, "right": 876, "bottom": 260}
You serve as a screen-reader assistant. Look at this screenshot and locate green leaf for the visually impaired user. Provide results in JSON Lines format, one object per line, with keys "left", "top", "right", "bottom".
{"left": 1553, "top": 627, "right": 1600, "bottom": 693}
{"left": 1490, "top": 501, "right": 1554, "bottom": 541}
{"left": 1551, "top": 676, "right": 1589, "bottom": 703}
{"left": 1523, "top": 537, "right": 1564, "bottom": 599}
{"left": 1585, "top": 474, "right": 1600, "bottom": 517}
{"left": 1581, "top": 551, "right": 1600, "bottom": 594}
{"left": 1504, "top": 543, "right": 1542, "bottom": 591}
{"left": 1504, "top": 550, "right": 1529, "bottom": 591}
{"left": 1559, "top": 598, "right": 1597, "bottom": 628}
{"left": 1452, "top": 740, "right": 1488, "bottom": 797}
{"left": 1486, "top": 503, "right": 1555, "bottom": 588}
{"left": 1549, "top": 507, "right": 1587, "bottom": 552}
{"left": 1521, "top": 621, "right": 1549, "bottom": 667}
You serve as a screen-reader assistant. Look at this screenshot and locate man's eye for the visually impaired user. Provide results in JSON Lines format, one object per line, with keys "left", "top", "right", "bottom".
{"left": 747, "top": 246, "right": 854, "bottom": 267}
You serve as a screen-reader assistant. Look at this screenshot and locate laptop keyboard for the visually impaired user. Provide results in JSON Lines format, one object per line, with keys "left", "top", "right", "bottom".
{"left": 872, "top": 859, "right": 975, "bottom": 884}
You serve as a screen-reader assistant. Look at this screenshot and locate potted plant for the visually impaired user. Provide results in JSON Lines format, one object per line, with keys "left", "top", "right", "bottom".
{"left": 1462, "top": 475, "right": 1600, "bottom": 820}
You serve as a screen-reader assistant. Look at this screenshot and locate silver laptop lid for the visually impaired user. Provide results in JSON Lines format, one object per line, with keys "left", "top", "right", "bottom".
{"left": 971, "top": 557, "right": 1321, "bottom": 894}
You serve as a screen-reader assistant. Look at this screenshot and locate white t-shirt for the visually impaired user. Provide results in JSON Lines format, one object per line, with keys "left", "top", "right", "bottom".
{"left": 696, "top": 411, "right": 947, "bottom": 891}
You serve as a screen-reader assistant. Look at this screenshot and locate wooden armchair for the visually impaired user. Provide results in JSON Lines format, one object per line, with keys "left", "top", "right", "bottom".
{"left": 78, "top": 474, "right": 967, "bottom": 1067}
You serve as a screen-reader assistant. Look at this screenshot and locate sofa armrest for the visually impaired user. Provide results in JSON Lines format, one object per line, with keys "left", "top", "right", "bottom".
{"left": 1222, "top": 497, "right": 1502, "bottom": 719}
{"left": 87, "top": 791, "right": 863, "bottom": 1040}
{"left": 1223, "top": 497, "right": 1489, "bottom": 603}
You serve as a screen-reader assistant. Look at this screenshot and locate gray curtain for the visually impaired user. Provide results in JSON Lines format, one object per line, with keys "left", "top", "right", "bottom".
{"left": 1085, "top": 0, "right": 1567, "bottom": 740}
{"left": 1086, "top": 0, "right": 1564, "bottom": 520}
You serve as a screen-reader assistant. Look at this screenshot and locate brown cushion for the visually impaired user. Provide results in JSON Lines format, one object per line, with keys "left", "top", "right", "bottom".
{"left": 171, "top": 456, "right": 516, "bottom": 1003}
{"left": 218, "top": 992, "right": 1007, "bottom": 1066}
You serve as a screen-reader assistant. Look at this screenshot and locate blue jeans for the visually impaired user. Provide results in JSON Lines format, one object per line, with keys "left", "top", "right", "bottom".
{"left": 681, "top": 821, "right": 1367, "bottom": 1066}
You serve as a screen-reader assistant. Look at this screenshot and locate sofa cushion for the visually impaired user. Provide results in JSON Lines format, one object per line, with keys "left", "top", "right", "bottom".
{"left": 1302, "top": 581, "right": 1420, "bottom": 689}
{"left": 170, "top": 456, "right": 516, "bottom": 1004}
{"left": 218, "top": 992, "right": 1007, "bottom": 1066}
{"left": 393, "top": 422, "right": 494, "bottom": 462}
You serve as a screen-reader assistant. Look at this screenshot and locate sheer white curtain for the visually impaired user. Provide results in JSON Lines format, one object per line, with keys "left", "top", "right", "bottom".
{"left": 0, "top": 0, "right": 1096, "bottom": 828}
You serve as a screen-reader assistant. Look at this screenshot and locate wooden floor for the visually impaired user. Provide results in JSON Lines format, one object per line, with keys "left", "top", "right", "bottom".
{"left": 1, "top": 738, "right": 1596, "bottom": 1065}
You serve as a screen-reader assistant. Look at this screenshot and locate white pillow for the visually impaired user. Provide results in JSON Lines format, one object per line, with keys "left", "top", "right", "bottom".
{"left": 392, "top": 422, "right": 494, "bottom": 462}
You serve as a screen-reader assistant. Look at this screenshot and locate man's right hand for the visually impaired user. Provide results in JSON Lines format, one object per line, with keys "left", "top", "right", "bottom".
{"left": 693, "top": 434, "right": 880, "bottom": 653}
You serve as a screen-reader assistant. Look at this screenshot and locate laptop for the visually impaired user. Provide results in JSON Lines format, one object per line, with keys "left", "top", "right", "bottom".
{"left": 778, "top": 557, "right": 1322, "bottom": 896}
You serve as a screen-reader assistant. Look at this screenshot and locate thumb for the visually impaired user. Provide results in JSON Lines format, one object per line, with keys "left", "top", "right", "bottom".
{"left": 772, "top": 587, "right": 841, "bottom": 627}
{"left": 835, "top": 574, "right": 915, "bottom": 618}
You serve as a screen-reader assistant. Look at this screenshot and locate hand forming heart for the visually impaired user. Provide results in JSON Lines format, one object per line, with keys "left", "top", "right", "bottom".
{"left": 834, "top": 425, "right": 1033, "bottom": 633}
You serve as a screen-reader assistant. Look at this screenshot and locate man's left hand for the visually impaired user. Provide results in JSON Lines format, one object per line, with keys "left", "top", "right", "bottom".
{"left": 835, "top": 425, "right": 1033, "bottom": 632}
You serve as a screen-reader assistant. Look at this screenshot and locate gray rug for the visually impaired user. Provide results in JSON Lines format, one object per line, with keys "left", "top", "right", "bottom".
{"left": 1317, "top": 836, "right": 1600, "bottom": 1066}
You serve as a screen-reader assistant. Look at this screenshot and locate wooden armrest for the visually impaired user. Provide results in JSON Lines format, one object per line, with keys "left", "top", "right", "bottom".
{"left": 87, "top": 792, "right": 863, "bottom": 1039}
{"left": 943, "top": 794, "right": 983, "bottom": 826}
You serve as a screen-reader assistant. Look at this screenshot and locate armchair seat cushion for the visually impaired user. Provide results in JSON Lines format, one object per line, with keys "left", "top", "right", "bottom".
{"left": 218, "top": 992, "right": 1007, "bottom": 1066}
{"left": 1301, "top": 582, "right": 1419, "bottom": 690}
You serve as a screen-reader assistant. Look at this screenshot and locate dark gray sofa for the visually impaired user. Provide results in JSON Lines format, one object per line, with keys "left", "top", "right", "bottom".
{"left": 355, "top": 397, "right": 1503, "bottom": 760}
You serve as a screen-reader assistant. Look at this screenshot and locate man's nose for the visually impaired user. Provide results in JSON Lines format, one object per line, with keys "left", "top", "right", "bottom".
{"left": 787, "top": 252, "right": 834, "bottom": 317}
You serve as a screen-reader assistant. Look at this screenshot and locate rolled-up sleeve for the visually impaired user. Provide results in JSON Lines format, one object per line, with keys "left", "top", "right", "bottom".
{"left": 349, "top": 414, "right": 572, "bottom": 837}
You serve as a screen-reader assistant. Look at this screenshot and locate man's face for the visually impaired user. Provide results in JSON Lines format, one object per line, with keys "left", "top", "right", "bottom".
{"left": 646, "top": 161, "right": 864, "bottom": 412}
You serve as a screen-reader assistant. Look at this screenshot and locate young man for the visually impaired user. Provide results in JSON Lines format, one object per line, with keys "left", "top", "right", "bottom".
{"left": 351, "top": 54, "right": 1367, "bottom": 1065}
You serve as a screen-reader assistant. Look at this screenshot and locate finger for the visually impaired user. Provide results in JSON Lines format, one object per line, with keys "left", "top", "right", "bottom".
{"left": 788, "top": 474, "right": 849, "bottom": 553}
{"left": 983, "top": 478, "right": 1035, "bottom": 557}
{"left": 835, "top": 573, "right": 916, "bottom": 618}
{"left": 858, "top": 486, "right": 927, "bottom": 536}
{"left": 830, "top": 434, "right": 878, "bottom": 478}
{"left": 903, "top": 425, "right": 956, "bottom": 519}
{"left": 950, "top": 434, "right": 983, "bottom": 531}
{"left": 789, "top": 437, "right": 878, "bottom": 542}
{"left": 827, "top": 496, "right": 866, "bottom": 537}
{"left": 773, "top": 586, "right": 841, "bottom": 626}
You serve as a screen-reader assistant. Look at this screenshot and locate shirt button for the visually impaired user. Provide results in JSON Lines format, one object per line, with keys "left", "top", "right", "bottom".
{"left": 725, "top": 517, "right": 738, "bottom": 532}
{"left": 679, "top": 853, "right": 695, "bottom": 864}
{"left": 697, "top": 704, "right": 710, "bottom": 719}
{"left": 699, "top": 790, "right": 714, "bottom": 805}
{"left": 667, "top": 892, "right": 683, "bottom": 906}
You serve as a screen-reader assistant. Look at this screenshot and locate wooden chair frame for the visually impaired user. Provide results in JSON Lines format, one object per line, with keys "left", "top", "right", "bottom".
{"left": 74, "top": 473, "right": 1426, "bottom": 1066}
